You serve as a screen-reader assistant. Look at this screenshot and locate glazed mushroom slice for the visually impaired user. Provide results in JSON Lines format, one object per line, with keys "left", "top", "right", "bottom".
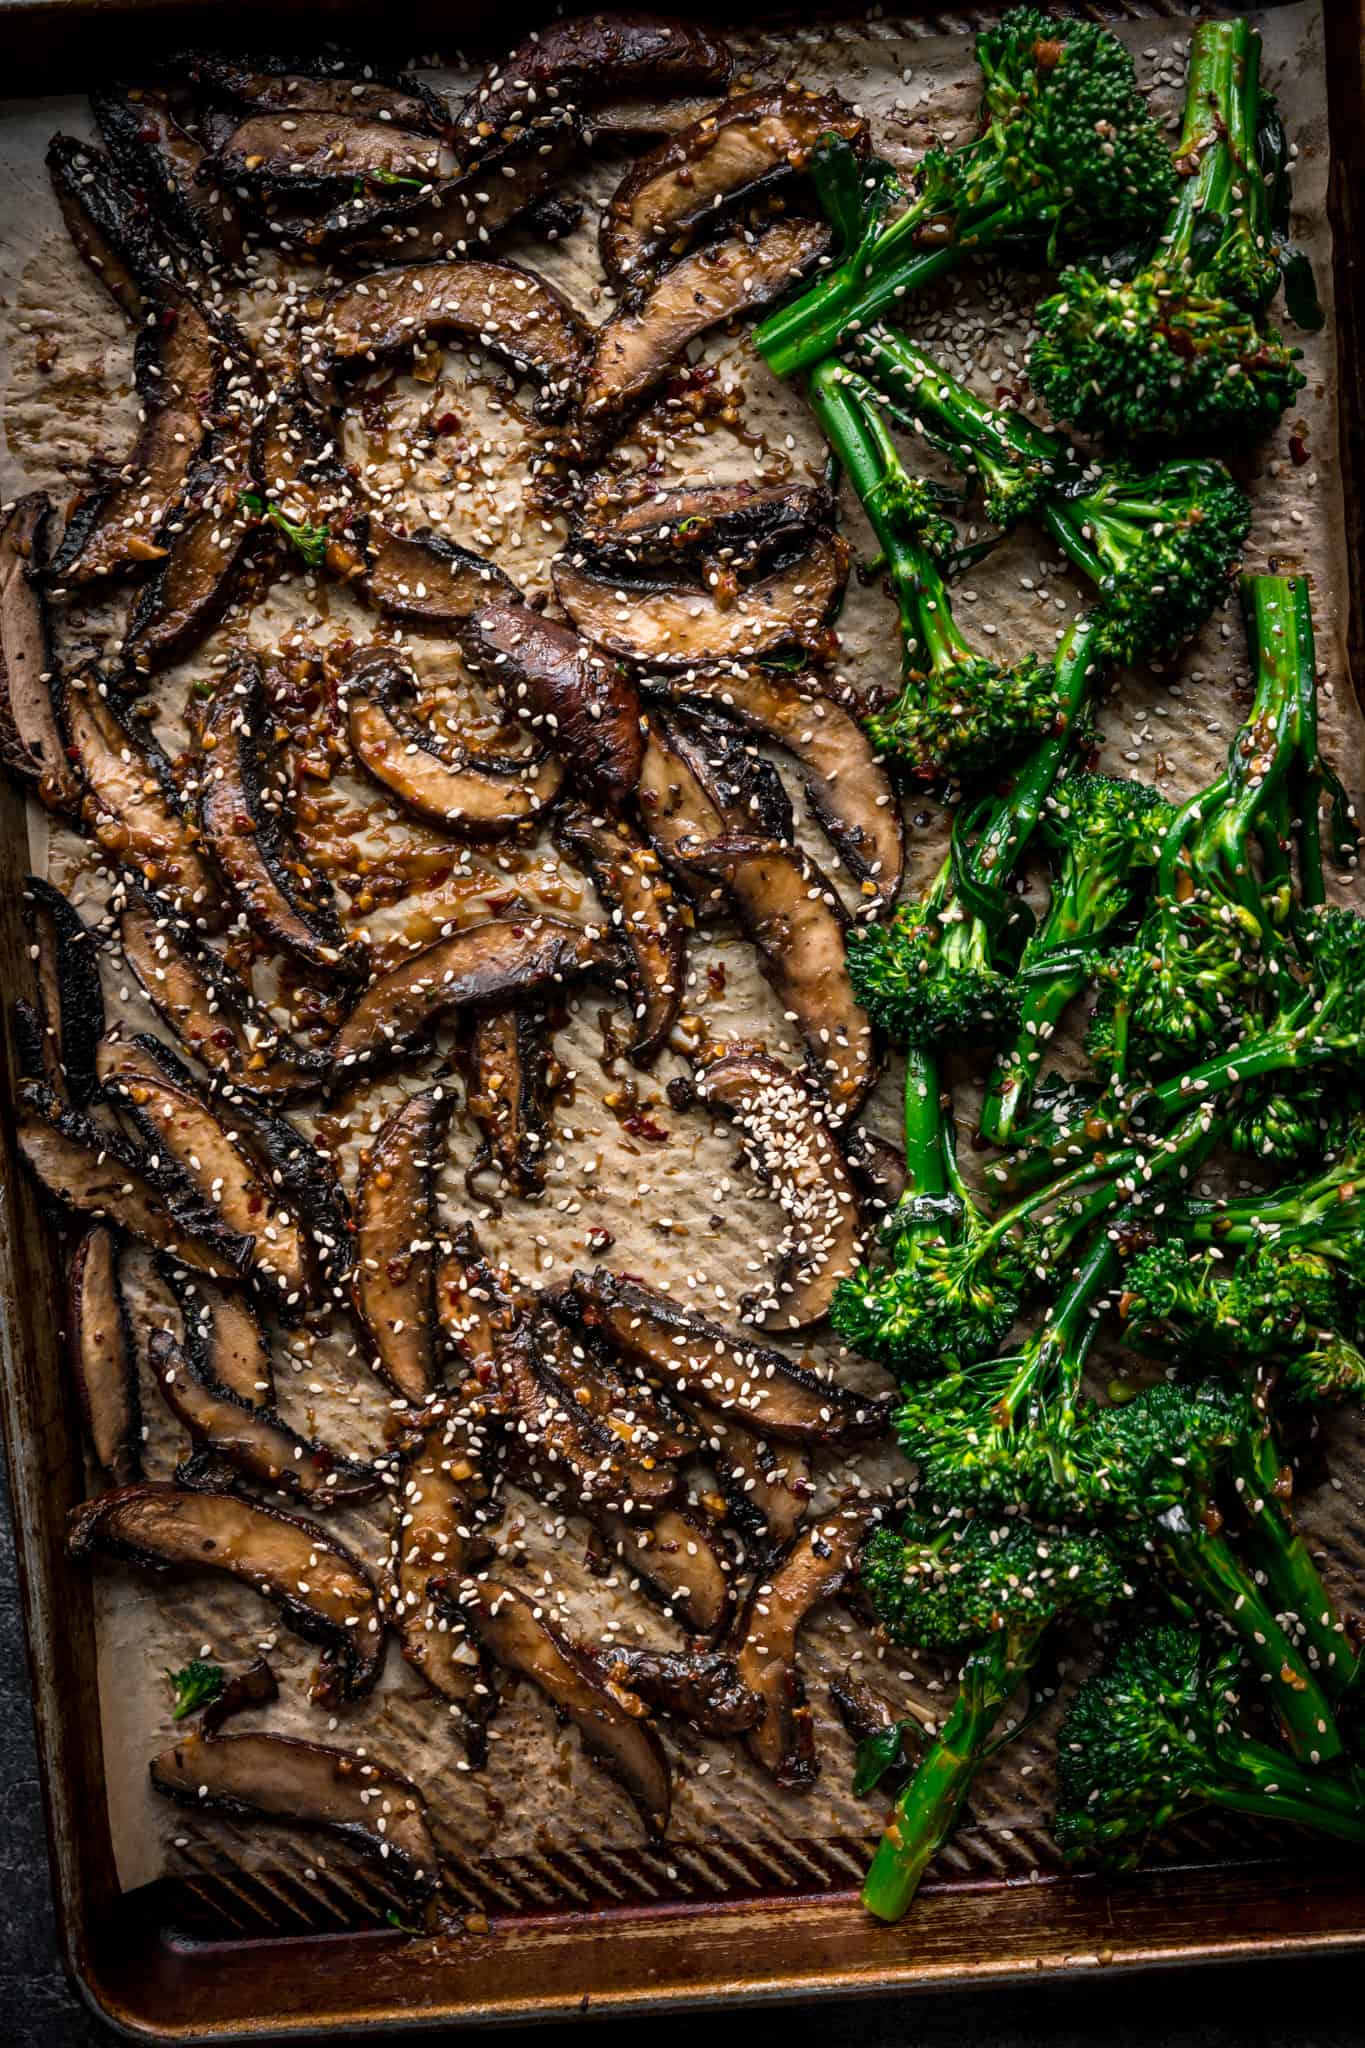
{"left": 585, "top": 1645, "right": 762, "bottom": 1736}
{"left": 365, "top": 525, "right": 513, "bottom": 630}
{"left": 734, "top": 1508, "right": 869, "bottom": 1787}
{"left": 67, "top": 1225, "right": 140, "bottom": 1485}
{"left": 118, "top": 882, "right": 329, "bottom": 1101}
{"left": 299, "top": 140, "right": 574, "bottom": 266}
{"left": 183, "top": 51, "right": 451, "bottom": 132}
{"left": 458, "top": 1008, "right": 560, "bottom": 1199}
{"left": 568, "top": 1267, "right": 887, "bottom": 1443}
{"left": 634, "top": 717, "right": 740, "bottom": 913}
{"left": 553, "top": 532, "right": 848, "bottom": 670}
{"left": 693, "top": 1046, "right": 867, "bottom": 1330}
{"left": 456, "top": 12, "right": 731, "bottom": 154}
{"left": 59, "top": 671, "right": 222, "bottom": 925}
{"left": 352, "top": 1087, "right": 450, "bottom": 1406}
{"left": 0, "top": 495, "right": 75, "bottom": 805}
{"left": 211, "top": 113, "right": 453, "bottom": 204}
{"left": 331, "top": 915, "right": 604, "bottom": 1075}
{"left": 215, "top": 1090, "right": 355, "bottom": 1297}
{"left": 20, "top": 877, "right": 105, "bottom": 1109}
{"left": 501, "top": 1317, "right": 678, "bottom": 1515}
{"left": 18, "top": 1081, "right": 249, "bottom": 1279}
{"left": 68, "top": 1485, "right": 384, "bottom": 1705}
{"left": 92, "top": 88, "right": 244, "bottom": 267}
{"left": 570, "top": 479, "right": 830, "bottom": 576}
{"left": 344, "top": 647, "right": 564, "bottom": 837}
{"left": 679, "top": 1401, "right": 811, "bottom": 1561}
{"left": 122, "top": 417, "right": 259, "bottom": 675}
{"left": 543, "top": 1312, "right": 698, "bottom": 1466}
{"left": 685, "top": 836, "right": 875, "bottom": 1121}
{"left": 197, "top": 654, "right": 364, "bottom": 976}
{"left": 150, "top": 1732, "right": 438, "bottom": 1895}
{"left": 160, "top": 1265, "right": 275, "bottom": 1407}
{"left": 647, "top": 666, "right": 903, "bottom": 908}
{"left": 602, "top": 88, "right": 868, "bottom": 288}
{"left": 149, "top": 1330, "right": 380, "bottom": 1509}
{"left": 659, "top": 704, "right": 795, "bottom": 857}
{"left": 579, "top": 218, "right": 831, "bottom": 438}
{"left": 434, "top": 1220, "right": 521, "bottom": 1370}
{"left": 595, "top": 1503, "right": 733, "bottom": 1638}
{"left": 307, "top": 262, "right": 588, "bottom": 422}
{"left": 45, "top": 134, "right": 165, "bottom": 321}
{"left": 464, "top": 600, "right": 644, "bottom": 810}
{"left": 390, "top": 1400, "right": 500, "bottom": 1745}
{"left": 552, "top": 805, "right": 682, "bottom": 1064}
{"left": 251, "top": 387, "right": 370, "bottom": 582}
{"left": 452, "top": 1579, "right": 671, "bottom": 1840}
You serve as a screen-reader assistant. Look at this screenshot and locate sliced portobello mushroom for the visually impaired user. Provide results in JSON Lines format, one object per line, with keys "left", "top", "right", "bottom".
{"left": 67, "top": 1225, "right": 140, "bottom": 1484}
{"left": 184, "top": 51, "right": 451, "bottom": 133}
{"left": 118, "top": 881, "right": 329, "bottom": 1100}
{"left": 570, "top": 478, "right": 830, "bottom": 577}
{"left": 464, "top": 600, "right": 643, "bottom": 810}
{"left": 211, "top": 112, "right": 453, "bottom": 204}
{"left": 553, "top": 532, "right": 848, "bottom": 670}
{"left": 160, "top": 1264, "right": 275, "bottom": 1406}
{"left": 579, "top": 218, "right": 831, "bottom": 439}
{"left": 541, "top": 1308, "right": 697, "bottom": 1466}
{"left": 307, "top": 262, "right": 588, "bottom": 423}
{"left": 250, "top": 389, "right": 370, "bottom": 581}
{"left": 501, "top": 1316, "right": 677, "bottom": 1515}
{"left": 0, "top": 495, "right": 76, "bottom": 805}
{"left": 214, "top": 1088, "right": 355, "bottom": 1297}
{"left": 567, "top": 1266, "right": 887, "bottom": 1443}
{"left": 733, "top": 1508, "right": 868, "bottom": 1787}
{"left": 434, "top": 1219, "right": 521, "bottom": 1371}
{"left": 390, "top": 1400, "right": 500, "bottom": 1748}
{"left": 122, "top": 412, "right": 260, "bottom": 675}
{"left": 45, "top": 133, "right": 168, "bottom": 321}
{"left": 594, "top": 1502, "right": 733, "bottom": 1638}
{"left": 602, "top": 88, "right": 867, "bottom": 289}
{"left": 685, "top": 835, "right": 875, "bottom": 1121}
{"left": 647, "top": 666, "right": 903, "bottom": 908}
{"left": 365, "top": 525, "right": 513, "bottom": 630}
{"left": 552, "top": 804, "right": 682, "bottom": 1064}
{"left": 59, "top": 670, "right": 222, "bottom": 925}
{"left": 456, "top": 13, "right": 731, "bottom": 154}
{"left": 344, "top": 646, "right": 563, "bottom": 837}
{"left": 458, "top": 1007, "right": 560, "bottom": 1199}
{"left": 585, "top": 1645, "right": 762, "bottom": 1736}
{"left": 331, "top": 914, "right": 603, "bottom": 1075}
{"left": 658, "top": 703, "right": 794, "bottom": 862}
{"left": 634, "top": 717, "right": 739, "bottom": 914}
{"left": 297, "top": 140, "right": 573, "bottom": 267}
{"left": 587, "top": 92, "right": 725, "bottom": 139}
{"left": 69, "top": 1484, "right": 384, "bottom": 1704}
{"left": 93, "top": 88, "right": 244, "bottom": 267}
{"left": 693, "top": 1044, "right": 867, "bottom": 1330}
{"left": 197, "top": 653, "right": 364, "bottom": 975}
{"left": 451, "top": 1578, "right": 671, "bottom": 1841}
{"left": 678, "top": 1400, "right": 811, "bottom": 1562}
{"left": 21, "top": 876, "right": 105, "bottom": 1108}
{"left": 352, "top": 1086, "right": 450, "bottom": 1406}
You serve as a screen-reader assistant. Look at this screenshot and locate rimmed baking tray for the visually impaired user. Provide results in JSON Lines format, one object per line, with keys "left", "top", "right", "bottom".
{"left": 2, "top": 2, "right": 1365, "bottom": 2037}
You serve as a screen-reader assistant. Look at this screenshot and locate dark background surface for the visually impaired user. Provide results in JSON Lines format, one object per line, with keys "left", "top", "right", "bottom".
{"left": 2, "top": 1494, "right": 1362, "bottom": 2044}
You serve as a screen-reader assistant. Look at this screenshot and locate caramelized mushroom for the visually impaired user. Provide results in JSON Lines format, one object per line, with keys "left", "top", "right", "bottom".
{"left": 594, "top": 1503, "right": 733, "bottom": 1637}
{"left": 677, "top": 1400, "right": 811, "bottom": 1561}
{"left": 212, "top": 112, "right": 452, "bottom": 202}
{"left": 733, "top": 1508, "right": 869, "bottom": 1787}
{"left": 570, "top": 478, "right": 830, "bottom": 575}
{"left": 552, "top": 804, "right": 683, "bottom": 1063}
{"left": 458, "top": 1008, "right": 560, "bottom": 1199}
{"left": 365, "top": 525, "right": 513, "bottom": 629}
{"left": 67, "top": 1225, "right": 140, "bottom": 1485}
{"left": 585, "top": 1645, "right": 762, "bottom": 1736}
{"left": 183, "top": 52, "right": 451, "bottom": 133}
{"left": 20, "top": 877, "right": 104, "bottom": 1109}
{"left": 122, "top": 415, "right": 260, "bottom": 675}
{"left": 302, "top": 144, "right": 574, "bottom": 267}
{"left": 45, "top": 134, "right": 162, "bottom": 321}
{"left": 464, "top": 600, "right": 644, "bottom": 809}
{"left": 161, "top": 1267, "right": 276, "bottom": 1407}
{"left": 352, "top": 1087, "right": 450, "bottom": 1405}
{"left": 0, "top": 496, "right": 75, "bottom": 806}
{"left": 93, "top": 88, "right": 243, "bottom": 268}
{"left": 501, "top": 1316, "right": 678, "bottom": 1515}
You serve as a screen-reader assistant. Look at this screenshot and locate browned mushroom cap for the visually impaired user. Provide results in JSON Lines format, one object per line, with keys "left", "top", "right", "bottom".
{"left": 579, "top": 218, "right": 831, "bottom": 437}
{"left": 161, "top": 1267, "right": 276, "bottom": 1408}
{"left": 553, "top": 532, "right": 847, "bottom": 670}
{"left": 211, "top": 112, "right": 455, "bottom": 203}
{"left": 733, "top": 1507, "right": 869, "bottom": 1787}
{"left": 585, "top": 1645, "right": 763, "bottom": 1736}
{"left": 45, "top": 134, "right": 162, "bottom": 322}
{"left": 352, "top": 1086, "right": 450, "bottom": 1406}
{"left": 197, "top": 654, "right": 364, "bottom": 976}
{"left": 552, "top": 804, "right": 682, "bottom": 1064}
{"left": 307, "top": 262, "right": 587, "bottom": 421}
{"left": 693, "top": 1045, "right": 868, "bottom": 1331}
{"left": 344, "top": 647, "right": 564, "bottom": 837}
{"left": 60, "top": 671, "right": 222, "bottom": 925}
{"left": 602, "top": 88, "right": 868, "bottom": 288}
{"left": 150, "top": 1732, "right": 439, "bottom": 1896}
{"left": 501, "top": 1316, "right": 679, "bottom": 1515}
{"left": 69, "top": 1484, "right": 385, "bottom": 1704}
{"left": 150, "top": 1329, "right": 381, "bottom": 1510}
{"left": 331, "top": 915, "right": 603, "bottom": 1074}
{"left": 676, "top": 1398, "right": 811, "bottom": 1562}
{"left": 451, "top": 1578, "right": 671, "bottom": 1840}
{"left": 251, "top": 389, "right": 370, "bottom": 583}
{"left": 464, "top": 600, "right": 644, "bottom": 809}
{"left": 586, "top": 92, "right": 725, "bottom": 138}
{"left": 568, "top": 1268, "right": 887, "bottom": 1442}
{"left": 300, "top": 139, "right": 575, "bottom": 267}
{"left": 389, "top": 1400, "right": 500, "bottom": 1739}
{"left": 646, "top": 667, "right": 904, "bottom": 909}
{"left": 458, "top": 1008, "right": 561, "bottom": 1199}
{"left": 456, "top": 13, "right": 730, "bottom": 154}
{"left": 594, "top": 1503, "right": 733, "bottom": 1638}
{"left": 634, "top": 718, "right": 730, "bottom": 907}
{"left": 184, "top": 52, "right": 451, "bottom": 132}
{"left": 434, "top": 1220, "right": 522, "bottom": 1370}
{"left": 0, "top": 495, "right": 75, "bottom": 806}
{"left": 122, "top": 417, "right": 259, "bottom": 675}
{"left": 19, "top": 877, "right": 104, "bottom": 1109}
{"left": 687, "top": 836, "right": 875, "bottom": 1121}
{"left": 211, "top": 1090, "right": 355, "bottom": 1299}
{"left": 570, "top": 478, "right": 830, "bottom": 575}
{"left": 67, "top": 1225, "right": 140, "bottom": 1485}
{"left": 365, "top": 525, "right": 514, "bottom": 630}
{"left": 93, "top": 89, "right": 244, "bottom": 269}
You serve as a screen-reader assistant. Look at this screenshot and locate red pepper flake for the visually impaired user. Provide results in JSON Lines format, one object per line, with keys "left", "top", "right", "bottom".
{"left": 586, "top": 1226, "right": 615, "bottom": 1253}
{"left": 621, "top": 1110, "right": 669, "bottom": 1143}
{"left": 431, "top": 411, "right": 461, "bottom": 436}
{"left": 1289, "top": 432, "right": 1311, "bottom": 467}
{"left": 706, "top": 962, "right": 726, "bottom": 994}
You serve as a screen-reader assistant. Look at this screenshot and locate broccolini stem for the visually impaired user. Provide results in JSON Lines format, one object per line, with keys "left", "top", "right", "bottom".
{"left": 852, "top": 329, "right": 1067, "bottom": 480}
{"left": 1207, "top": 1779, "right": 1365, "bottom": 1846}
{"left": 1161, "top": 19, "right": 1260, "bottom": 274}
{"left": 1227, "top": 1425, "right": 1360, "bottom": 1702}
{"left": 980, "top": 954, "right": 1091, "bottom": 1145}
{"left": 969, "top": 618, "right": 1106, "bottom": 888}
{"left": 902, "top": 1045, "right": 948, "bottom": 1200}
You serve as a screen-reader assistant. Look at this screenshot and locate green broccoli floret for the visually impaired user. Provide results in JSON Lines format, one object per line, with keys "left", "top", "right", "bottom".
{"left": 848, "top": 875, "right": 1021, "bottom": 1051}
{"left": 166, "top": 1658, "right": 225, "bottom": 1721}
{"left": 756, "top": 9, "right": 1176, "bottom": 379}
{"left": 1030, "top": 20, "right": 1311, "bottom": 450}
{"left": 1055, "top": 1625, "right": 1365, "bottom": 1873}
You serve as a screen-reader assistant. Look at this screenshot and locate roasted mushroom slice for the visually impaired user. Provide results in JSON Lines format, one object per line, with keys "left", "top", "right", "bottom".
{"left": 69, "top": 1485, "right": 384, "bottom": 1705}
{"left": 595, "top": 1503, "right": 732, "bottom": 1638}
{"left": 648, "top": 667, "right": 903, "bottom": 908}
{"left": 464, "top": 600, "right": 644, "bottom": 810}
{"left": 501, "top": 1317, "right": 678, "bottom": 1515}
{"left": 45, "top": 134, "right": 164, "bottom": 321}
{"left": 579, "top": 218, "right": 831, "bottom": 439}
{"left": 452, "top": 1579, "right": 671, "bottom": 1840}
{"left": 455, "top": 13, "right": 731, "bottom": 154}
{"left": 20, "top": 877, "right": 104, "bottom": 1108}
{"left": 251, "top": 387, "right": 370, "bottom": 582}
{"left": 390, "top": 1400, "right": 500, "bottom": 1749}
{"left": 161, "top": 1265, "right": 275, "bottom": 1407}
{"left": 344, "top": 647, "right": 564, "bottom": 837}
{"left": 0, "top": 495, "right": 75, "bottom": 805}
{"left": 570, "top": 478, "right": 830, "bottom": 576}
{"left": 211, "top": 112, "right": 452, "bottom": 203}
{"left": 299, "top": 140, "right": 574, "bottom": 266}
{"left": 93, "top": 88, "right": 244, "bottom": 267}
{"left": 122, "top": 416, "right": 259, "bottom": 675}
{"left": 694, "top": 1045, "right": 866, "bottom": 1330}
{"left": 602, "top": 88, "right": 867, "bottom": 288}
{"left": 686, "top": 836, "right": 875, "bottom": 1120}
{"left": 332, "top": 915, "right": 603, "bottom": 1074}
{"left": 184, "top": 51, "right": 451, "bottom": 132}
{"left": 568, "top": 1267, "right": 888, "bottom": 1443}
{"left": 67, "top": 1225, "right": 140, "bottom": 1485}
{"left": 198, "top": 654, "right": 363, "bottom": 975}
{"left": 149, "top": 1330, "right": 379, "bottom": 1509}
{"left": 308, "top": 262, "right": 587, "bottom": 423}
{"left": 679, "top": 1402, "right": 811, "bottom": 1561}
{"left": 118, "top": 882, "right": 329, "bottom": 1100}
{"left": 634, "top": 718, "right": 733, "bottom": 912}
{"left": 216, "top": 1090, "right": 355, "bottom": 1298}
{"left": 365, "top": 525, "right": 513, "bottom": 630}
{"left": 60, "top": 671, "right": 221, "bottom": 923}
{"left": 552, "top": 805, "right": 682, "bottom": 1064}
{"left": 733, "top": 1508, "right": 868, "bottom": 1787}
{"left": 458, "top": 1008, "right": 560, "bottom": 1199}
{"left": 585, "top": 1645, "right": 762, "bottom": 1736}
{"left": 435, "top": 1220, "right": 521, "bottom": 1371}
{"left": 352, "top": 1087, "right": 450, "bottom": 1406}
{"left": 553, "top": 532, "right": 847, "bottom": 670}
